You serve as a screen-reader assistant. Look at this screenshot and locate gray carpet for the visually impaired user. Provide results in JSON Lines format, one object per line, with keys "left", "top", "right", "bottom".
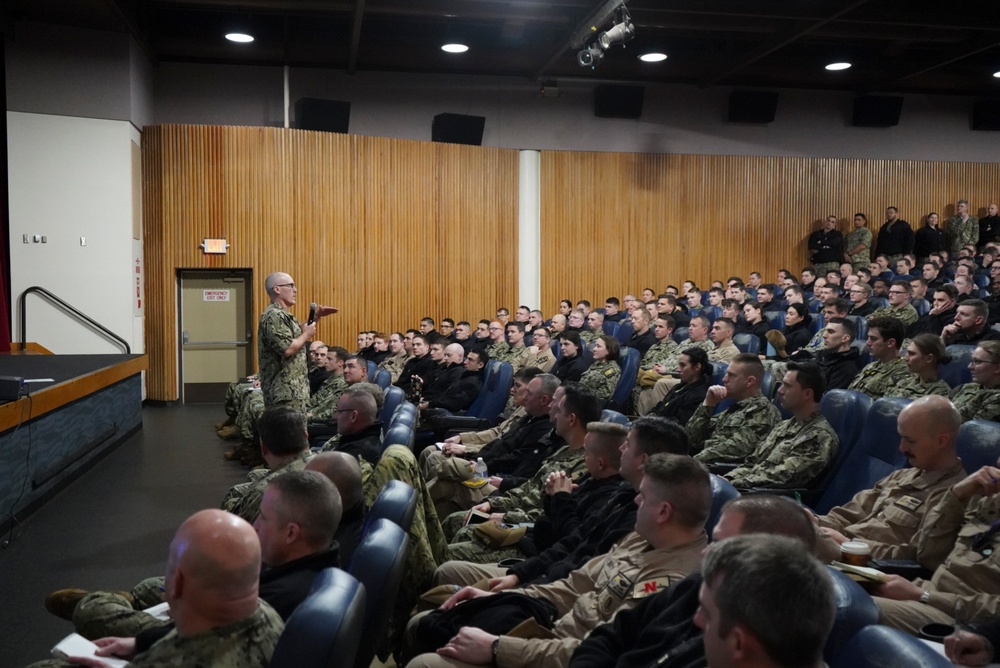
{"left": 0, "top": 403, "right": 248, "bottom": 667}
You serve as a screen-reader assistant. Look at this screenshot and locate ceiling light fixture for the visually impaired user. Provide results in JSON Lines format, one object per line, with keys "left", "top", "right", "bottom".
{"left": 993, "top": 71, "right": 1000, "bottom": 78}
{"left": 825, "top": 62, "right": 852, "bottom": 71}
{"left": 576, "top": 2, "right": 635, "bottom": 69}
{"left": 225, "top": 32, "right": 254, "bottom": 43}
{"left": 640, "top": 53, "right": 667, "bottom": 63}
{"left": 441, "top": 43, "right": 469, "bottom": 54}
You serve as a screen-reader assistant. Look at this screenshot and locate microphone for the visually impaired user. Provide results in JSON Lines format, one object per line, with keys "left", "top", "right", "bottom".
{"left": 308, "top": 303, "right": 317, "bottom": 325}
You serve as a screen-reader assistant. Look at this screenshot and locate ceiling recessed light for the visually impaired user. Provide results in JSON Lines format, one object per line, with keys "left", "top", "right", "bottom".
{"left": 994, "top": 71, "right": 1000, "bottom": 78}
{"left": 225, "top": 32, "right": 254, "bottom": 43}
{"left": 441, "top": 43, "right": 469, "bottom": 54}
{"left": 825, "top": 62, "right": 851, "bottom": 71}
{"left": 639, "top": 52, "right": 668, "bottom": 63}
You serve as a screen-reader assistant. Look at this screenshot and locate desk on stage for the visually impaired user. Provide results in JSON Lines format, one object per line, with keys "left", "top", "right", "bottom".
{"left": 0, "top": 352, "right": 147, "bottom": 529}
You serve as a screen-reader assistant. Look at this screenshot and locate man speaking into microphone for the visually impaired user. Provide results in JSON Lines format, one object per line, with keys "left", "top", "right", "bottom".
{"left": 258, "top": 272, "right": 338, "bottom": 412}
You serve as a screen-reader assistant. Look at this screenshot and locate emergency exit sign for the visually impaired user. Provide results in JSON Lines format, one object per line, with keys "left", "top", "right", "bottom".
{"left": 203, "top": 290, "right": 231, "bottom": 302}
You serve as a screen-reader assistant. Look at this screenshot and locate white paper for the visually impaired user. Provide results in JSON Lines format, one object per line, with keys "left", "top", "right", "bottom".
{"left": 52, "top": 633, "right": 130, "bottom": 667}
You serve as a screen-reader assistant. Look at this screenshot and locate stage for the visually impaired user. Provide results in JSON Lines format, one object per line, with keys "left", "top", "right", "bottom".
{"left": 0, "top": 350, "right": 147, "bottom": 530}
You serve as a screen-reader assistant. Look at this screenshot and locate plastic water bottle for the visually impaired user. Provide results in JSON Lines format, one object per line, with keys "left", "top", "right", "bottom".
{"left": 474, "top": 457, "right": 488, "bottom": 481}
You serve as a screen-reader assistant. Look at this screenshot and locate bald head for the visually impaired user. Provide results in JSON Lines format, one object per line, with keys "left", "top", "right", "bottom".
{"left": 306, "top": 451, "right": 365, "bottom": 508}
{"left": 265, "top": 272, "right": 291, "bottom": 298}
{"left": 897, "top": 395, "right": 961, "bottom": 471}
{"left": 166, "top": 509, "right": 260, "bottom": 633}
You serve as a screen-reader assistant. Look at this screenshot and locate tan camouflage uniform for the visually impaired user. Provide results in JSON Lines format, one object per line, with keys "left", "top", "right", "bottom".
{"left": 379, "top": 351, "right": 411, "bottom": 384}
{"left": 689, "top": 395, "right": 783, "bottom": 465}
{"left": 727, "top": 412, "right": 839, "bottom": 489}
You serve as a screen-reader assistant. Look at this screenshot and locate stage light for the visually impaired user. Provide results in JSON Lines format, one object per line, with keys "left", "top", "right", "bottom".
{"left": 825, "top": 62, "right": 852, "bottom": 71}
{"left": 441, "top": 43, "right": 469, "bottom": 53}
{"left": 639, "top": 52, "right": 667, "bottom": 63}
{"left": 225, "top": 32, "right": 254, "bottom": 43}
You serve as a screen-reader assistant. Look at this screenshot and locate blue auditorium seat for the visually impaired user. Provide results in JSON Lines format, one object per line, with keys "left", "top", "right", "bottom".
{"left": 607, "top": 347, "right": 640, "bottom": 411}
{"left": 956, "top": 419, "right": 1000, "bottom": 473}
{"left": 911, "top": 298, "right": 930, "bottom": 316}
{"left": 347, "top": 519, "right": 410, "bottom": 668}
{"left": 706, "top": 474, "right": 739, "bottom": 539}
{"left": 711, "top": 362, "right": 727, "bottom": 386}
{"left": 823, "top": 568, "right": 882, "bottom": 664}
{"left": 733, "top": 333, "right": 760, "bottom": 354}
{"left": 373, "top": 368, "right": 391, "bottom": 389}
{"left": 813, "top": 397, "right": 911, "bottom": 514}
{"left": 941, "top": 345, "right": 975, "bottom": 388}
{"left": 425, "top": 361, "right": 514, "bottom": 432}
{"left": 268, "top": 568, "right": 367, "bottom": 668}
{"left": 363, "top": 479, "right": 417, "bottom": 535}
{"left": 379, "top": 386, "right": 406, "bottom": 427}
{"left": 844, "top": 315, "right": 868, "bottom": 342}
{"left": 672, "top": 326, "right": 689, "bottom": 344}
{"left": 766, "top": 311, "right": 785, "bottom": 331}
{"left": 366, "top": 360, "right": 377, "bottom": 378}
{"left": 381, "top": 423, "right": 413, "bottom": 452}
{"left": 601, "top": 409, "right": 630, "bottom": 426}
{"left": 602, "top": 320, "right": 619, "bottom": 337}
{"left": 614, "top": 320, "right": 634, "bottom": 346}
{"left": 831, "top": 624, "right": 952, "bottom": 668}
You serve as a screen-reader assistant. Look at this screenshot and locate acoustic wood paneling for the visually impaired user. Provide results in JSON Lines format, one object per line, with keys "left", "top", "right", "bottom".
{"left": 540, "top": 152, "right": 1000, "bottom": 313}
{"left": 143, "top": 126, "right": 518, "bottom": 401}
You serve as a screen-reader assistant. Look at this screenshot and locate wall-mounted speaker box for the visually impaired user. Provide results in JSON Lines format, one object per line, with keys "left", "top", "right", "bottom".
{"left": 852, "top": 95, "right": 903, "bottom": 127}
{"left": 727, "top": 91, "right": 779, "bottom": 124}
{"left": 972, "top": 100, "right": 1000, "bottom": 131}
{"left": 594, "top": 84, "right": 645, "bottom": 119}
{"left": 295, "top": 98, "right": 351, "bottom": 133}
{"left": 432, "top": 113, "right": 486, "bottom": 145}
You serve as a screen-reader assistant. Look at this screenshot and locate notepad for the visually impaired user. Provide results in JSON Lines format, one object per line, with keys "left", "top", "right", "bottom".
{"left": 52, "top": 633, "right": 130, "bottom": 667}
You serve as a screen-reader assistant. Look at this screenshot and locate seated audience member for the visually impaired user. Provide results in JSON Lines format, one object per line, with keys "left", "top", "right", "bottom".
{"left": 633, "top": 316, "right": 678, "bottom": 386}
{"left": 306, "top": 341, "right": 331, "bottom": 394}
{"left": 425, "top": 375, "right": 559, "bottom": 517}
{"left": 874, "top": 458, "right": 1000, "bottom": 636}
{"left": 440, "top": 319, "right": 456, "bottom": 342}
{"left": 848, "top": 316, "right": 910, "bottom": 399}
{"left": 525, "top": 311, "right": 545, "bottom": 343}
{"left": 304, "top": 451, "right": 367, "bottom": 564}
{"left": 471, "top": 320, "right": 492, "bottom": 352}
{"left": 318, "top": 387, "right": 382, "bottom": 464}
{"left": 690, "top": 354, "right": 782, "bottom": 466}
{"left": 483, "top": 320, "right": 512, "bottom": 364}
{"left": 946, "top": 619, "right": 1000, "bottom": 667}
{"left": 41, "top": 510, "right": 284, "bottom": 667}
{"left": 769, "top": 303, "right": 811, "bottom": 358}
{"left": 910, "top": 276, "right": 929, "bottom": 301}
{"left": 634, "top": 315, "right": 717, "bottom": 415}
{"left": 869, "top": 279, "right": 920, "bottom": 328}
{"left": 740, "top": 300, "right": 770, "bottom": 352}
{"left": 815, "top": 316, "right": 863, "bottom": 390}
{"left": 694, "top": 534, "right": 834, "bottom": 668}
{"left": 909, "top": 284, "right": 959, "bottom": 337}
{"left": 686, "top": 286, "right": 705, "bottom": 311}
{"left": 954, "top": 274, "right": 977, "bottom": 302}
{"left": 942, "top": 299, "right": 1000, "bottom": 345}
{"left": 625, "top": 308, "right": 657, "bottom": 357}
{"left": 847, "top": 280, "right": 876, "bottom": 317}
{"left": 440, "top": 384, "right": 602, "bottom": 539}
{"left": 434, "top": 417, "right": 691, "bottom": 591}
{"left": 568, "top": 494, "right": 820, "bottom": 668}
{"left": 420, "top": 317, "right": 438, "bottom": 337}
{"left": 549, "top": 314, "right": 568, "bottom": 340}
{"left": 379, "top": 332, "right": 411, "bottom": 383}
{"left": 657, "top": 293, "right": 690, "bottom": 328}
{"left": 369, "top": 331, "right": 390, "bottom": 364}
{"left": 757, "top": 284, "right": 782, "bottom": 312}
{"left": 222, "top": 406, "right": 313, "bottom": 523}
{"left": 525, "top": 327, "right": 556, "bottom": 372}
{"left": 404, "top": 454, "right": 711, "bottom": 668}
{"left": 443, "top": 421, "right": 627, "bottom": 565}
{"left": 305, "top": 345, "right": 349, "bottom": 424}
{"left": 602, "top": 297, "right": 625, "bottom": 323}
{"left": 503, "top": 322, "right": 531, "bottom": 370}
{"left": 949, "top": 341, "right": 1000, "bottom": 422}
{"left": 886, "top": 333, "right": 951, "bottom": 399}
{"left": 421, "top": 345, "right": 486, "bottom": 413}
{"left": 812, "top": 396, "right": 965, "bottom": 564}
{"left": 580, "top": 311, "right": 605, "bottom": 345}
{"left": 452, "top": 321, "right": 476, "bottom": 353}
{"left": 397, "top": 333, "right": 438, "bottom": 394}
{"left": 649, "top": 348, "right": 713, "bottom": 425}
{"left": 725, "top": 362, "right": 837, "bottom": 490}
{"left": 790, "top": 297, "right": 851, "bottom": 359}
{"left": 566, "top": 309, "right": 587, "bottom": 336}
{"left": 551, "top": 331, "right": 588, "bottom": 383}
{"left": 707, "top": 317, "right": 740, "bottom": 363}
{"left": 579, "top": 335, "right": 621, "bottom": 401}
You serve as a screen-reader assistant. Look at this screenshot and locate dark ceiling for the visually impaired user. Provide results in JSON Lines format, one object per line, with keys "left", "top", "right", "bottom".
{"left": 7, "top": 0, "right": 1000, "bottom": 96}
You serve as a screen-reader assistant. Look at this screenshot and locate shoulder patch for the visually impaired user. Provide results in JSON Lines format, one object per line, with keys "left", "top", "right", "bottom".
{"left": 604, "top": 367, "right": 617, "bottom": 377}
{"left": 894, "top": 495, "right": 923, "bottom": 512}
{"left": 633, "top": 578, "right": 671, "bottom": 598}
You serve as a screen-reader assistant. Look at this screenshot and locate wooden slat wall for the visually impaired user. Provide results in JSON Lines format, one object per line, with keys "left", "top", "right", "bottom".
{"left": 540, "top": 152, "right": 1000, "bottom": 313}
{"left": 143, "top": 126, "right": 519, "bottom": 401}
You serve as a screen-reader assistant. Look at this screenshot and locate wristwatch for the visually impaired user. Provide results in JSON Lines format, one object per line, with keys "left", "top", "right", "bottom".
{"left": 919, "top": 590, "right": 932, "bottom": 604}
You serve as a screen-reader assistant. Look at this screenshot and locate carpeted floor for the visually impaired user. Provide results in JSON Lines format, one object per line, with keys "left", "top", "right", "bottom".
{"left": 0, "top": 403, "right": 248, "bottom": 667}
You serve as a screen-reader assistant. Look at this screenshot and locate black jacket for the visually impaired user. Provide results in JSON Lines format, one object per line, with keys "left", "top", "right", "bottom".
{"left": 819, "top": 347, "right": 864, "bottom": 390}
{"left": 784, "top": 321, "right": 812, "bottom": 356}
{"left": 525, "top": 473, "right": 625, "bottom": 555}
{"left": 651, "top": 377, "right": 710, "bottom": 429}
{"left": 552, "top": 353, "right": 588, "bottom": 383}
{"left": 914, "top": 224, "right": 946, "bottom": 260}
{"left": 490, "top": 429, "right": 566, "bottom": 493}
{"left": 507, "top": 482, "right": 637, "bottom": 585}
{"left": 626, "top": 329, "right": 657, "bottom": 357}
{"left": 335, "top": 422, "right": 383, "bottom": 464}
{"left": 477, "top": 414, "right": 556, "bottom": 491}
{"left": 570, "top": 573, "right": 704, "bottom": 668}
{"left": 336, "top": 500, "right": 366, "bottom": 566}
{"left": 425, "top": 366, "right": 483, "bottom": 413}
{"left": 395, "top": 354, "right": 437, "bottom": 393}
{"left": 908, "top": 305, "right": 957, "bottom": 337}
{"left": 876, "top": 219, "right": 915, "bottom": 257}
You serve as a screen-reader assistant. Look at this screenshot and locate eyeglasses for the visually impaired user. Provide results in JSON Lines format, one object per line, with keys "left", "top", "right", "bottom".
{"left": 275, "top": 283, "right": 295, "bottom": 289}
{"left": 888, "top": 290, "right": 908, "bottom": 295}
{"left": 969, "top": 358, "right": 998, "bottom": 367}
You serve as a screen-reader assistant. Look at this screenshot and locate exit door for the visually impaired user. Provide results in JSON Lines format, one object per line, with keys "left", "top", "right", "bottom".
{"left": 179, "top": 270, "right": 254, "bottom": 403}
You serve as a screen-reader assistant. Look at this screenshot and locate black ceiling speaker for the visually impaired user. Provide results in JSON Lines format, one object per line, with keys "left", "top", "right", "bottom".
{"left": 972, "top": 100, "right": 1000, "bottom": 131}
{"left": 295, "top": 98, "right": 351, "bottom": 133}
{"left": 852, "top": 95, "right": 903, "bottom": 127}
{"left": 432, "top": 113, "right": 486, "bottom": 145}
{"left": 594, "top": 84, "right": 645, "bottom": 119}
{"left": 727, "top": 91, "right": 779, "bottom": 124}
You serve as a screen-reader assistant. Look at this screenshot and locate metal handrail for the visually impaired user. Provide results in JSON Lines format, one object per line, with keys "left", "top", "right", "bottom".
{"left": 19, "top": 286, "right": 131, "bottom": 354}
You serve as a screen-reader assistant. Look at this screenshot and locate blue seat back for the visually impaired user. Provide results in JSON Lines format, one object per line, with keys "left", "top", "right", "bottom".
{"left": 823, "top": 568, "right": 882, "bottom": 664}
{"left": 373, "top": 368, "right": 391, "bottom": 390}
{"left": 366, "top": 360, "right": 378, "bottom": 378}
{"left": 608, "top": 347, "right": 640, "bottom": 411}
{"left": 381, "top": 423, "right": 413, "bottom": 452}
{"left": 766, "top": 311, "right": 785, "bottom": 331}
{"left": 672, "top": 326, "right": 689, "bottom": 344}
{"left": 347, "top": 519, "right": 410, "bottom": 668}
{"left": 712, "top": 362, "right": 728, "bottom": 386}
{"left": 269, "top": 568, "right": 367, "bottom": 668}
{"left": 379, "top": 386, "right": 406, "bottom": 427}
{"left": 614, "top": 320, "right": 634, "bottom": 346}
{"left": 362, "top": 479, "right": 417, "bottom": 536}
{"left": 809, "top": 313, "right": 826, "bottom": 334}
{"left": 602, "top": 320, "right": 619, "bottom": 337}
{"left": 760, "top": 369, "right": 775, "bottom": 399}
{"left": 957, "top": 419, "right": 1000, "bottom": 473}
{"left": 831, "top": 624, "right": 953, "bottom": 668}
{"left": 814, "top": 397, "right": 911, "bottom": 514}
{"left": 706, "top": 475, "right": 740, "bottom": 539}
{"left": 803, "top": 390, "right": 875, "bottom": 504}
{"left": 601, "top": 409, "right": 630, "bottom": 426}
{"left": 704, "top": 306, "right": 722, "bottom": 324}
{"left": 390, "top": 401, "right": 417, "bottom": 429}
{"left": 911, "top": 298, "right": 930, "bottom": 316}
{"left": 941, "top": 345, "right": 975, "bottom": 388}
{"left": 463, "top": 361, "right": 514, "bottom": 424}
{"left": 844, "top": 315, "right": 868, "bottom": 342}
{"left": 976, "top": 273, "right": 990, "bottom": 288}
{"left": 733, "top": 333, "right": 760, "bottom": 354}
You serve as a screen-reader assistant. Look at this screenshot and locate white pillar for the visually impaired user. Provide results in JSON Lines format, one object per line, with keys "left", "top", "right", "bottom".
{"left": 518, "top": 150, "right": 541, "bottom": 309}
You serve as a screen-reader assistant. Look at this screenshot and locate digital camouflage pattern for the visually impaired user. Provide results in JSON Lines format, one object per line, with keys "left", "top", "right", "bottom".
{"left": 690, "top": 394, "right": 782, "bottom": 465}
{"left": 257, "top": 303, "right": 309, "bottom": 410}
{"left": 727, "top": 411, "right": 839, "bottom": 489}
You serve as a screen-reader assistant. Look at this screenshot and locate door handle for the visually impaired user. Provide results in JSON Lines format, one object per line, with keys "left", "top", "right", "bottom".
{"left": 182, "top": 330, "right": 189, "bottom": 344}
